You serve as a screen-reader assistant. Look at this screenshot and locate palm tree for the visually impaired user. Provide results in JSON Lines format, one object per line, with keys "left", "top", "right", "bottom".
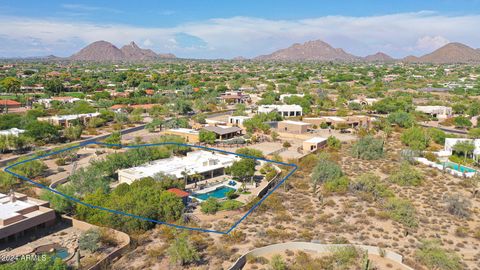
{"left": 191, "top": 172, "right": 204, "bottom": 188}
{"left": 181, "top": 169, "right": 191, "bottom": 187}
{"left": 453, "top": 141, "right": 475, "bottom": 162}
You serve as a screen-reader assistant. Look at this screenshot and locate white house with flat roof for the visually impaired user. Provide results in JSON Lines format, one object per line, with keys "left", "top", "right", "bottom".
{"left": 440, "top": 138, "right": 480, "bottom": 160}
{"left": 117, "top": 150, "right": 238, "bottom": 185}
{"left": 0, "top": 128, "right": 25, "bottom": 137}
{"left": 258, "top": 105, "right": 302, "bottom": 117}
{"left": 0, "top": 192, "right": 55, "bottom": 241}
{"left": 279, "top": 94, "right": 305, "bottom": 102}
{"left": 228, "top": 115, "right": 252, "bottom": 127}
{"left": 415, "top": 106, "right": 453, "bottom": 119}
{"left": 303, "top": 137, "right": 327, "bottom": 152}
{"left": 37, "top": 112, "right": 100, "bottom": 127}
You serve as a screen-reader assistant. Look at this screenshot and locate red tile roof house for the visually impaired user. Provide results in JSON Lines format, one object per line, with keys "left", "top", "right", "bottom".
{"left": 166, "top": 188, "right": 190, "bottom": 205}
{"left": 0, "top": 100, "right": 21, "bottom": 113}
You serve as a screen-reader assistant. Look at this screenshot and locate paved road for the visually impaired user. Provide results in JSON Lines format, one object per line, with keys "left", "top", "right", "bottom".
{"left": 418, "top": 123, "right": 467, "bottom": 135}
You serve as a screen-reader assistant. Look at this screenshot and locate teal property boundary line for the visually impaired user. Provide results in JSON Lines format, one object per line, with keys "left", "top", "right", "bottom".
{"left": 4, "top": 142, "right": 298, "bottom": 235}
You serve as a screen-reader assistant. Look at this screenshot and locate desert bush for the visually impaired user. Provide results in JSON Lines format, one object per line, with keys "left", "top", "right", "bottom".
{"left": 401, "top": 126, "right": 430, "bottom": 151}
{"left": 423, "top": 152, "right": 439, "bottom": 163}
{"left": 327, "top": 135, "right": 341, "bottom": 150}
{"left": 455, "top": 226, "right": 469, "bottom": 238}
{"left": 311, "top": 154, "right": 343, "bottom": 193}
{"left": 389, "top": 162, "right": 423, "bottom": 186}
{"left": 415, "top": 239, "right": 462, "bottom": 270}
{"left": 324, "top": 176, "right": 350, "bottom": 194}
{"left": 200, "top": 197, "right": 221, "bottom": 214}
{"left": 351, "top": 136, "right": 384, "bottom": 160}
{"left": 351, "top": 173, "right": 394, "bottom": 201}
{"left": 445, "top": 194, "right": 471, "bottom": 218}
{"left": 384, "top": 197, "right": 417, "bottom": 228}
{"left": 79, "top": 228, "right": 101, "bottom": 252}
{"left": 270, "top": 254, "right": 287, "bottom": 270}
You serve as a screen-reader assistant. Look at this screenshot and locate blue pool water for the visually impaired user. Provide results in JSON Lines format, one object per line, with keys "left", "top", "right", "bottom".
{"left": 193, "top": 186, "right": 235, "bottom": 200}
{"left": 38, "top": 248, "right": 70, "bottom": 260}
{"left": 441, "top": 162, "right": 476, "bottom": 173}
{"left": 52, "top": 248, "right": 70, "bottom": 260}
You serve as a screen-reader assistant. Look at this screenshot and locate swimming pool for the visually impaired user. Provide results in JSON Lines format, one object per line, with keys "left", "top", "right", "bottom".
{"left": 440, "top": 162, "right": 476, "bottom": 173}
{"left": 192, "top": 186, "right": 235, "bottom": 201}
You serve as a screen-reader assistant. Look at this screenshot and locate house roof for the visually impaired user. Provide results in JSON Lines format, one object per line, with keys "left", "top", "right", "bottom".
{"left": 0, "top": 100, "right": 21, "bottom": 106}
{"left": 167, "top": 188, "right": 189, "bottom": 198}
{"left": 203, "top": 125, "right": 242, "bottom": 135}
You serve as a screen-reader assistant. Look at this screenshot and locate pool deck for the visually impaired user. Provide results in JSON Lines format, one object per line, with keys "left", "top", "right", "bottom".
{"left": 189, "top": 181, "right": 239, "bottom": 202}
{"left": 415, "top": 157, "right": 477, "bottom": 178}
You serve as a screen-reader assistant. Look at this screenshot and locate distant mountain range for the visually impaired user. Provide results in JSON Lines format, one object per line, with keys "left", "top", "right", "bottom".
{"left": 3, "top": 39, "right": 480, "bottom": 63}
{"left": 253, "top": 39, "right": 480, "bottom": 63}
{"left": 70, "top": 41, "right": 176, "bottom": 61}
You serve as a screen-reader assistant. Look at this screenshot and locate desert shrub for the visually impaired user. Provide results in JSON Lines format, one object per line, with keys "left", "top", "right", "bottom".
{"left": 351, "top": 173, "right": 394, "bottom": 201}
{"left": 350, "top": 136, "right": 384, "bottom": 160}
{"left": 445, "top": 194, "right": 471, "bottom": 218}
{"left": 455, "top": 226, "right": 469, "bottom": 237}
{"left": 324, "top": 176, "right": 350, "bottom": 194}
{"left": 427, "top": 128, "right": 447, "bottom": 144}
{"left": 330, "top": 246, "right": 359, "bottom": 267}
{"left": 424, "top": 152, "right": 439, "bottom": 162}
{"left": 311, "top": 154, "right": 343, "bottom": 193}
{"left": 327, "top": 135, "right": 341, "bottom": 150}
{"left": 401, "top": 126, "right": 430, "bottom": 151}
{"left": 220, "top": 200, "right": 243, "bottom": 211}
{"left": 226, "top": 190, "right": 238, "bottom": 200}
{"left": 201, "top": 197, "right": 221, "bottom": 214}
{"left": 167, "top": 233, "right": 200, "bottom": 266}
{"left": 387, "top": 111, "right": 415, "bottom": 127}
{"left": 415, "top": 239, "right": 462, "bottom": 270}
{"left": 79, "top": 228, "right": 101, "bottom": 252}
{"left": 389, "top": 162, "right": 423, "bottom": 186}
{"left": 384, "top": 197, "right": 417, "bottom": 228}
{"left": 270, "top": 254, "right": 287, "bottom": 270}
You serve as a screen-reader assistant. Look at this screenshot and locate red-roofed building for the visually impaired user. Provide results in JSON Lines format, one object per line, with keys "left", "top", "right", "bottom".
{"left": 0, "top": 100, "right": 21, "bottom": 113}
{"left": 167, "top": 188, "right": 189, "bottom": 205}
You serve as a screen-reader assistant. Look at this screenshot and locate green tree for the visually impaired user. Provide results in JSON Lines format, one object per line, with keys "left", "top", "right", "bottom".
{"left": 25, "top": 121, "right": 59, "bottom": 143}
{"left": 0, "top": 77, "right": 21, "bottom": 96}
{"left": 199, "top": 130, "right": 216, "bottom": 144}
{"left": 226, "top": 158, "right": 256, "bottom": 182}
{"left": 387, "top": 111, "right": 415, "bottom": 128}
{"left": 0, "top": 171, "right": 16, "bottom": 193}
{"left": 64, "top": 125, "right": 83, "bottom": 141}
{"left": 235, "top": 148, "right": 264, "bottom": 158}
{"left": 453, "top": 116, "right": 472, "bottom": 129}
{"left": 44, "top": 79, "right": 64, "bottom": 96}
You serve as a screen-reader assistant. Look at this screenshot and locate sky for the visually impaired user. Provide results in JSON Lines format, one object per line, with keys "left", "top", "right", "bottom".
{"left": 1, "top": 0, "right": 480, "bottom": 59}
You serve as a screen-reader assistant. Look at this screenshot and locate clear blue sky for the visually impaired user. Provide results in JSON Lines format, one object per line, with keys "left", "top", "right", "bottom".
{"left": 1, "top": 1, "right": 480, "bottom": 58}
